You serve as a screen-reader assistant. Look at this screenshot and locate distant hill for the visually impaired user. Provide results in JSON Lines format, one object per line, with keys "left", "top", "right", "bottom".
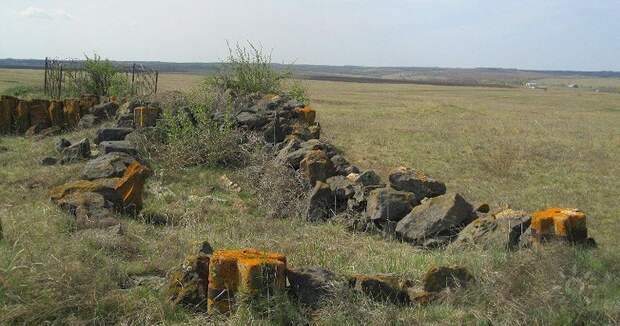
{"left": 2, "top": 58, "right": 619, "bottom": 87}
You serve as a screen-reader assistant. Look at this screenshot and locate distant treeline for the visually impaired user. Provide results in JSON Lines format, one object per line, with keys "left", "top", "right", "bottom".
{"left": 1, "top": 58, "right": 619, "bottom": 80}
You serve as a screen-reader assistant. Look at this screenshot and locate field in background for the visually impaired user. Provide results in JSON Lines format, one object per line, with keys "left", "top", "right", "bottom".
{"left": 1, "top": 68, "right": 620, "bottom": 324}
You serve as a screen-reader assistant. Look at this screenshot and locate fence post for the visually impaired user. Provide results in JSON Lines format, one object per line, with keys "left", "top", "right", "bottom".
{"left": 58, "top": 64, "right": 63, "bottom": 99}
{"left": 131, "top": 63, "right": 136, "bottom": 95}
{"left": 44, "top": 57, "right": 48, "bottom": 95}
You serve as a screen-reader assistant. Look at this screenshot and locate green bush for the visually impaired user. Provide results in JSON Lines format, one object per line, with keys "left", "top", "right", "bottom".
{"left": 65, "top": 54, "right": 129, "bottom": 97}
{"left": 286, "top": 79, "right": 309, "bottom": 104}
{"left": 210, "top": 42, "right": 290, "bottom": 96}
{"left": 1, "top": 85, "right": 46, "bottom": 99}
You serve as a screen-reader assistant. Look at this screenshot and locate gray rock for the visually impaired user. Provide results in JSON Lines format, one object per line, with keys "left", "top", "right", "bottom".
{"left": 90, "top": 102, "right": 119, "bottom": 120}
{"left": 366, "top": 188, "right": 417, "bottom": 223}
{"left": 99, "top": 141, "right": 138, "bottom": 156}
{"left": 81, "top": 152, "right": 136, "bottom": 180}
{"left": 352, "top": 170, "right": 384, "bottom": 187}
{"left": 395, "top": 193, "right": 474, "bottom": 247}
{"left": 56, "top": 191, "right": 121, "bottom": 230}
{"left": 40, "top": 156, "right": 58, "bottom": 166}
{"left": 236, "top": 111, "right": 268, "bottom": 129}
{"left": 55, "top": 138, "right": 71, "bottom": 154}
{"left": 388, "top": 167, "right": 446, "bottom": 200}
{"left": 306, "top": 181, "right": 335, "bottom": 221}
{"left": 451, "top": 209, "right": 531, "bottom": 250}
{"left": 330, "top": 155, "right": 352, "bottom": 176}
{"left": 61, "top": 138, "right": 91, "bottom": 164}
{"left": 287, "top": 267, "right": 340, "bottom": 309}
{"left": 95, "top": 127, "right": 134, "bottom": 144}
{"left": 77, "top": 114, "right": 101, "bottom": 129}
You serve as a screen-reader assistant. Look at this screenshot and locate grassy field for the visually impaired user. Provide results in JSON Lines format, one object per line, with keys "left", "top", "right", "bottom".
{"left": 1, "top": 69, "right": 620, "bottom": 324}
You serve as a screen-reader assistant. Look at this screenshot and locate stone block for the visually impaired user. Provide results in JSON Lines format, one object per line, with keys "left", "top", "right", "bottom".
{"left": 531, "top": 208, "right": 588, "bottom": 243}
{"left": 207, "top": 249, "right": 287, "bottom": 314}
{"left": 0, "top": 95, "right": 18, "bottom": 134}
{"left": 133, "top": 106, "right": 160, "bottom": 128}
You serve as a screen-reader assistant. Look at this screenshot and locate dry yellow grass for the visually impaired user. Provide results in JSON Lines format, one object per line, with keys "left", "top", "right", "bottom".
{"left": 1, "top": 69, "right": 620, "bottom": 324}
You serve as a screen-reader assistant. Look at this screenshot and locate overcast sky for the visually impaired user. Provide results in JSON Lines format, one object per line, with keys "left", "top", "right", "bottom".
{"left": 1, "top": 0, "right": 619, "bottom": 71}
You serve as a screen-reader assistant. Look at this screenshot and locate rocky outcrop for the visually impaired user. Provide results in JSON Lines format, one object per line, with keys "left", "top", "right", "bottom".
{"left": 349, "top": 274, "right": 412, "bottom": 305}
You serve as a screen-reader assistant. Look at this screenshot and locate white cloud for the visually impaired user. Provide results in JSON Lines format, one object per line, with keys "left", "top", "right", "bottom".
{"left": 19, "top": 6, "right": 73, "bottom": 20}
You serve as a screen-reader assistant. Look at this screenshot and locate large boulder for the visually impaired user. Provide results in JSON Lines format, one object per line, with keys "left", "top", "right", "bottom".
{"left": 28, "top": 99, "right": 51, "bottom": 130}
{"left": 300, "top": 150, "right": 336, "bottom": 186}
{"left": 349, "top": 274, "right": 412, "bottom": 305}
{"left": 388, "top": 166, "right": 446, "bottom": 200}
{"left": 60, "top": 138, "right": 91, "bottom": 164}
{"left": 99, "top": 141, "right": 138, "bottom": 156}
{"left": 366, "top": 188, "right": 417, "bottom": 225}
{"left": 81, "top": 152, "right": 136, "bottom": 180}
{"left": 395, "top": 193, "right": 474, "bottom": 247}
{"left": 326, "top": 175, "right": 357, "bottom": 204}
{"left": 287, "top": 266, "right": 340, "bottom": 309}
{"left": 451, "top": 209, "right": 531, "bottom": 250}
{"left": 306, "top": 181, "right": 335, "bottom": 221}
{"left": 94, "top": 127, "right": 133, "bottom": 144}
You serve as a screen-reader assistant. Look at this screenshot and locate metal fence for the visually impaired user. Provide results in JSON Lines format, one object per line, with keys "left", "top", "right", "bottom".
{"left": 43, "top": 57, "right": 159, "bottom": 99}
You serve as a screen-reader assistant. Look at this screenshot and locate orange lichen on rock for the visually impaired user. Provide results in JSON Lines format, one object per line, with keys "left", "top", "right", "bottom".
{"left": 48, "top": 100, "right": 65, "bottom": 128}
{"left": 63, "top": 99, "right": 81, "bottom": 128}
{"left": 14, "top": 100, "right": 32, "bottom": 133}
{"left": 49, "top": 178, "right": 121, "bottom": 204}
{"left": 133, "top": 106, "right": 160, "bottom": 128}
{"left": 28, "top": 99, "right": 51, "bottom": 128}
{"left": 79, "top": 94, "right": 99, "bottom": 114}
{"left": 531, "top": 208, "right": 588, "bottom": 242}
{"left": 0, "top": 95, "right": 17, "bottom": 134}
{"left": 295, "top": 106, "right": 316, "bottom": 125}
{"left": 207, "top": 248, "right": 287, "bottom": 314}
{"left": 114, "top": 161, "right": 152, "bottom": 211}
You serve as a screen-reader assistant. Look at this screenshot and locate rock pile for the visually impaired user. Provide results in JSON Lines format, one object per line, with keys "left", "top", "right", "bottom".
{"left": 166, "top": 242, "right": 475, "bottom": 313}
{"left": 45, "top": 97, "right": 157, "bottom": 230}
{"left": 0, "top": 94, "right": 121, "bottom": 136}
{"left": 233, "top": 92, "right": 595, "bottom": 249}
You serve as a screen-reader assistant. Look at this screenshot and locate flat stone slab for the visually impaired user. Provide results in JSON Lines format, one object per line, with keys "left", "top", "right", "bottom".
{"left": 99, "top": 141, "right": 137, "bottom": 156}
{"left": 95, "top": 127, "right": 133, "bottom": 144}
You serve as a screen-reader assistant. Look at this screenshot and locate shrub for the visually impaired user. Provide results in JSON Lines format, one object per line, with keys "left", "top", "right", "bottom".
{"left": 65, "top": 53, "right": 129, "bottom": 97}
{"left": 286, "top": 79, "right": 309, "bottom": 105}
{"left": 209, "top": 42, "right": 290, "bottom": 96}
{"left": 1, "top": 85, "right": 45, "bottom": 99}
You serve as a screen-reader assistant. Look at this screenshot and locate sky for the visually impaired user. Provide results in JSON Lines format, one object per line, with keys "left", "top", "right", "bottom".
{"left": 1, "top": 0, "right": 619, "bottom": 71}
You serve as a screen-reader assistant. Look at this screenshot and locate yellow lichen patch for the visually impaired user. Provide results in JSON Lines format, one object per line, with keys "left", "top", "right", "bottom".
{"left": 63, "top": 99, "right": 81, "bottom": 129}
{"left": 114, "top": 161, "right": 152, "bottom": 211}
{"left": 14, "top": 100, "right": 31, "bottom": 133}
{"left": 300, "top": 149, "right": 336, "bottom": 186}
{"left": 133, "top": 106, "right": 160, "bottom": 128}
{"left": 295, "top": 106, "right": 317, "bottom": 125}
{"left": 49, "top": 178, "right": 121, "bottom": 203}
{"left": 79, "top": 94, "right": 99, "bottom": 114}
{"left": 207, "top": 249, "right": 287, "bottom": 314}
{"left": 48, "top": 100, "right": 65, "bottom": 128}
{"left": 531, "top": 208, "right": 587, "bottom": 242}
{"left": 0, "top": 95, "right": 17, "bottom": 134}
